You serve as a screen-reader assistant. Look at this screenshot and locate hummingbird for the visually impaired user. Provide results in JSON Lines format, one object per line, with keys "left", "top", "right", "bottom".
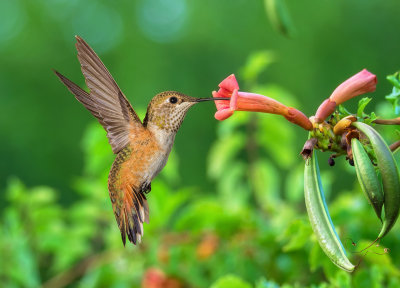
{"left": 54, "top": 36, "right": 227, "bottom": 245}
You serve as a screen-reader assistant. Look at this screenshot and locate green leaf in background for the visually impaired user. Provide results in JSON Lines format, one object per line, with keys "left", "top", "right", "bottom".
{"left": 207, "top": 133, "right": 246, "bottom": 180}
{"left": 241, "top": 50, "right": 275, "bottom": 84}
{"left": 280, "top": 219, "right": 312, "bottom": 252}
{"left": 257, "top": 115, "right": 296, "bottom": 169}
{"left": 256, "top": 278, "right": 281, "bottom": 288}
{"left": 210, "top": 275, "right": 252, "bottom": 288}
{"left": 217, "top": 162, "right": 250, "bottom": 210}
{"left": 284, "top": 162, "right": 305, "bottom": 203}
{"left": 251, "top": 159, "right": 280, "bottom": 211}
{"left": 338, "top": 105, "right": 352, "bottom": 117}
{"left": 329, "top": 271, "right": 352, "bottom": 288}
{"left": 264, "top": 0, "right": 294, "bottom": 37}
{"left": 387, "top": 72, "right": 400, "bottom": 89}
{"left": 160, "top": 149, "right": 181, "bottom": 185}
{"left": 309, "top": 240, "right": 324, "bottom": 272}
{"left": 81, "top": 122, "right": 113, "bottom": 178}
{"left": 385, "top": 72, "right": 400, "bottom": 114}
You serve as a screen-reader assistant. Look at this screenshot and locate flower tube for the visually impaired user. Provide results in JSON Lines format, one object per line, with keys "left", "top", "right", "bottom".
{"left": 213, "top": 74, "right": 312, "bottom": 131}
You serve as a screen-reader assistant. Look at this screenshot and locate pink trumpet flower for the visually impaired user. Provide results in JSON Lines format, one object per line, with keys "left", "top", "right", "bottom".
{"left": 213, "top": 74, "right": 313, "bottom": 131}
{"left": 315, "top": 69, "right": 377, "bottom": 123}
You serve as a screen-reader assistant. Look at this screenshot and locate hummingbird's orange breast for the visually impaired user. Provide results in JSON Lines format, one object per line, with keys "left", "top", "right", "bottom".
{"left": 118, "top": 128, "right": 167, "bottom": 190}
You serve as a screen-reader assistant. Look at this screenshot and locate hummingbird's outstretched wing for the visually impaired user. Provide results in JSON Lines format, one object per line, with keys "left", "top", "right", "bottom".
{"left": 54, "top": 71, "right": 100, "bottom": 119}
{"left": 72, "top": 35, "right": 143, "bottom": 154}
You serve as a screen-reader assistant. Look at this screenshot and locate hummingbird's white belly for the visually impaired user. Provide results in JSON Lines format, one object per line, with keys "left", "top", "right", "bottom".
{"left": 143, "top": 125, "right": 176, "bottom": 183}
{"left": 144, "top": 148, "right": 171, "bottom": 181}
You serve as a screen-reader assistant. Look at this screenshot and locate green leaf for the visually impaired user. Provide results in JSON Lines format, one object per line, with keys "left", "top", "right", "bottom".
{"left": 385, "top": 72, "right": 400, "bottom": 114}
{"left": 207, "top": 133, "right": 246, "bottom": 179}
{"left": 210, "top": 275, "right": 252, "bottom": 288}
{"left": 241, "top": 51, "right": 275, "bottom": 83}
{"left": 264, "top": 0, "right": 294, "bottom": 37}
{"left": 81, "top": 122, "right": 113, "bottom": 177}
{"left": 160, "top": 149, "right": 181, "bottom": 185}
{"left": 338, "top": 105, "right": 352, "bottom": 117}
{"left": 256, "top": 278, "right": 280, "bottom": 288}
{"left": 251, "top": 160, "right": 280, "bottom": 211}
{"left": 330, "top": 271, "right": 352, "bottom": 288}
{"left": 285, "top": 162, "right": 305, "bottom": 203}
{"left": 217, "top": 162, "right": 249, "bottom": 210}
{"left": 281, "top": 219, "right": 312, "bottom": 252}
{"left": 386, "top": 72, "right": 400, "bottom": 89}
{"left": 364, "top": 111, "right": 378, "bottom": 125}
{"left": 257, "top": 115, "right": 296, "bottom": 169}
{"left": 309, "top": 241, "right": 324, "bottom": 272}
{"left": 357, "top": 97, "right": 372, "bottom": 118}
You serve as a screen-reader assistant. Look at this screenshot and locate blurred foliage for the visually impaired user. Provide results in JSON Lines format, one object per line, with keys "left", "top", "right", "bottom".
{"left": 263, "top": 0, "right": 294, "bottom": 37}
{"left": 3, "top": 0, "right": 400, "bottom": 200}
{"left": 386, "top": 72, "right": 400, "bottom": 114}
{"left": 1, "top": 49, "right": 400, "bottom": 287}
{"left": 1, "top": 1, "right": 400, "bottom": 287}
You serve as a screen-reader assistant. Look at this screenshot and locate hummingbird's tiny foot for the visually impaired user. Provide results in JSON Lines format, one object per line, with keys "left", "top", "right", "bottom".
{"left": 141, "top": 182, "right": 151, "bottom": 194}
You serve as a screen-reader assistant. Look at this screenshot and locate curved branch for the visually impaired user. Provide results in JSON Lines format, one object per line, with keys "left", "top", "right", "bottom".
{"left": 373, "top": 117, "right": 400, "bottom": 125}
{"left": 42, "top": 250, "right": 121, "bottom": 288}
{"left": 390, "top": 140, "right": 400, "bottom": 153}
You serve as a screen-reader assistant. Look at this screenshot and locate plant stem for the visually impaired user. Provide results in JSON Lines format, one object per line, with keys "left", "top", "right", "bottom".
{"left": 42, "top": 250, "right": 121, "bottom": 288}
{"left": 373, "top": 117, "right": 400, "bottom": 125}
{"left": 390, "top": 140, "right": 400, "bottom": 153}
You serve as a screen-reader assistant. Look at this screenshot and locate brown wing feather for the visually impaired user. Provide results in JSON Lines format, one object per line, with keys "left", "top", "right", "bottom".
{"left": 54, "top": 71, "right": 100, "bottom": 119}
{"left": 74, "top": 35, "right": 143, "bottom": 154}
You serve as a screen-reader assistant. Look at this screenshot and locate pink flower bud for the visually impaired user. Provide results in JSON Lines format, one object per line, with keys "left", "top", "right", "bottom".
{"left": 313, "top": 69, "right": 377, "bottom": 123}
{"left": 314, "top": 99, "right": 337, "bottom": 123}
{"left": 329, "top": 69, "right": 377, "bottom": 105}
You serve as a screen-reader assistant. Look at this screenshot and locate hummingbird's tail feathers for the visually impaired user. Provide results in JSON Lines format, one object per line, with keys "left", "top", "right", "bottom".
{"left": 108, "top": 148, "right": 149, "bottom": 245}
{"left": 119, "top": 218, "right": 126, "bottom": 246}
{"left": 121, "top": 188, "right": 147, "bottom": 245}
{"left": 75, "top": 36, "right": 144, "bottom": 154}
{"left": 110, "top": 183, "right": 147, "bottom": 246}
{"left": 138, "top": 192, "right": 150, "bottom": 224}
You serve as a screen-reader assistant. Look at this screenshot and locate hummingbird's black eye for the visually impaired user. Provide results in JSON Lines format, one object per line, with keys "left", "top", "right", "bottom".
{"left": 169, "top": 96, "right": 178, "bottom": 104}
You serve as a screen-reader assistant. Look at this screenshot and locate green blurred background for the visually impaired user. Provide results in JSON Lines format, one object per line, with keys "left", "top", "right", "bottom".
{"left": 1, "top": 0, "right": 400, "bottom": 287}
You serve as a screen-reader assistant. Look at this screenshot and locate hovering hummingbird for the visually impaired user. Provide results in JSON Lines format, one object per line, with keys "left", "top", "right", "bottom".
{"left": 54, "top": 36, "right": 227, "bottom": 245}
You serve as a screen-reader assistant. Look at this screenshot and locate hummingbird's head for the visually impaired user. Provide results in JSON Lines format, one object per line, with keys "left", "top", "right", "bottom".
{"left": 143, "top": 91, "right": 226, "bottom": 132}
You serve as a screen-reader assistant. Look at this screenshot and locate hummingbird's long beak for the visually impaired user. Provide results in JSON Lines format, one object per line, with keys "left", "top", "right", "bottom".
{"left": 195, "top": 97, "right": 230, "bottom": 102}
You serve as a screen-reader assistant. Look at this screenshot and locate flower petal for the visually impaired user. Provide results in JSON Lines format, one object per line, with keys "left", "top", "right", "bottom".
{"left": 212, "top": 91, "right": 230, "bottom": 111}
{"left": 218, "top": 74, "right": 239, "bottom": 91}
{"left": 230, "top": 89, "right": 238, "bottom": 110}
{"left": 215, "top": 109, "right": 235, "bottom": 121}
